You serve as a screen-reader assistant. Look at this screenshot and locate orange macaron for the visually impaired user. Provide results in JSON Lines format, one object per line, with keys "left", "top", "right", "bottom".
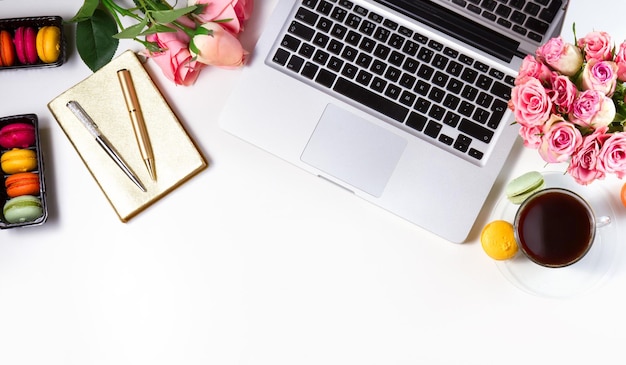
{"left": 5, "top": 172, "right": 40, "bottom": 198}
{"left": 0, "top": 29, "right": 16, "bottom": 67}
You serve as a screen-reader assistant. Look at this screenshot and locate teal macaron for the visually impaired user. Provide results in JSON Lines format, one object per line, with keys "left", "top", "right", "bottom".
{"left": 505, "top": 171, "right": 545, "bottom": 204}
{"left": 3, "top": 195, "right": 43, "bottom": 223}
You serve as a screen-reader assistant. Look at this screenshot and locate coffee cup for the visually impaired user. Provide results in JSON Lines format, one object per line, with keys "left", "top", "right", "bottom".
{"left": 513, "top": 188, "right": 610, "bottom": 268}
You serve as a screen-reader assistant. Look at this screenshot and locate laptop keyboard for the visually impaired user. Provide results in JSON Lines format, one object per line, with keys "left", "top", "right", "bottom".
{"left": 270, "top": 0, "right": 516, "bottom": 162}
{"left": 447, "top": 0, "right": 563, "bottom": 43}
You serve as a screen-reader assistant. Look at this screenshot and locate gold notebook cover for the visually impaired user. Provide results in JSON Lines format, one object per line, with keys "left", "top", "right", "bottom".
{"left": 48, "top": 50, "right": 207, "bottom": 222}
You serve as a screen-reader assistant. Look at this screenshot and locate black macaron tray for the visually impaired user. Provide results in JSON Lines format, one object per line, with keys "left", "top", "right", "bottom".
{"left": 0, "top": 16, "right": 66, "bottom": 70}
{"left": 0, "top": 114, "right": 48, "bottom": 229}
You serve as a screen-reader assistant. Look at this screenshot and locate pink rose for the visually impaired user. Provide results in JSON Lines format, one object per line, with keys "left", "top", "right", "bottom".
{"left": 536, "top": 36, "right": 583, "bottom": 76}
{"left": 614, "top": 42, "right": 626, "bottom": 82}
{"left": 598, "top": 132, "right": 626, "bottom": 178}
{"left": 189, "top": 0, "right": 254, "bottom": 34}
{"left": 191, "top": 22, "right": 247, "bottom": 68}
{"left": 567, "top": 127, "right": 609, "bottom": 185}
{"left": 510, "top": 77, "right": 552, "bottom": 127}
{"left": 581, "top": 59, "right": 618, "bottom": 96}
{"left": 550, "top": 73, "right": 578, "bottom": 114}
{"left": 567, "top": 133, "right": 605, "bottom": 185}
{"left": 518, "top": 124, "right": 543, "bottom": 149}
{"left": 515, "top": 55, "right": 552, "bottom": 85}
{"left": 569, "top": 90, "right": 616, "bottom": 129}
{"left": 538, "top": 114, "right": 582, "bottom": 163}
{"left": 578, "top": 31, "right": 613, "bottom": 62}
{"left": 146, "top": 20, "right": 205, "bottom": 86}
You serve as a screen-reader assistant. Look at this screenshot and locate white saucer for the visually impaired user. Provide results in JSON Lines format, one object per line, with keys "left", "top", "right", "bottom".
{"left": 490, "top": 171, "right": 622, "bottom": 298}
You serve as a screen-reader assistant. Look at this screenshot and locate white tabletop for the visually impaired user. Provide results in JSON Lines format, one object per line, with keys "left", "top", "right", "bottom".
{"left": 1, "top": 1, "right": 625, "bottom": 364}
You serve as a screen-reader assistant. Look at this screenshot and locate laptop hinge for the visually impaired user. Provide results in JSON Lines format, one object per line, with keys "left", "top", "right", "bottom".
{"left": 374, "top": 0, "right": 520, "bottom": 63}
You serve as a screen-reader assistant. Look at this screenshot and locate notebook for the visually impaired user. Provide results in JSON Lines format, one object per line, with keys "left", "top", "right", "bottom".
{"left": 219, "top": 0, "right": 569, "bottom": 242}
{"left": 49, "top": 51, "right": 207, "bottom": 222}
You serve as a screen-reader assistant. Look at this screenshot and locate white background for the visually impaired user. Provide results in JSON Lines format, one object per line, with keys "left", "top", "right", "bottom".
{"left": 1, "top": 1, "right": 626, "bottom": 364}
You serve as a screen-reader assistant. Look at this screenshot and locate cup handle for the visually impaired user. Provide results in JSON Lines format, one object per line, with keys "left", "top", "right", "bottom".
{"left": 597, "top": 215, "right": 611, "bottom": 228}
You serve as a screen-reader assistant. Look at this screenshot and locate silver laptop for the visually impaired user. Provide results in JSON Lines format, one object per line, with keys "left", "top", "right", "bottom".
{"left": 219, "top": 0, "right": 569, "bottom": 242}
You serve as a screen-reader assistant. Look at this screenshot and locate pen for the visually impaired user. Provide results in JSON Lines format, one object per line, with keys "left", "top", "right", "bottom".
{"left": 117, "top": 68, "right": 156, "bottom": 181}
{"left": 66, "top": 100, "right": 147, "bottom": 192}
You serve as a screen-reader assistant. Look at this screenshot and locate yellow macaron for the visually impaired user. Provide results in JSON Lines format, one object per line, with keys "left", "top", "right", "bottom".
{"left": 480, "top": 220, "right": 518, "bottom": 260}
{"left": 36, "top": 25, "right": 61, "bottom": 63}
{"left": 1, "top": 148, "right": 38, "bottom": 174}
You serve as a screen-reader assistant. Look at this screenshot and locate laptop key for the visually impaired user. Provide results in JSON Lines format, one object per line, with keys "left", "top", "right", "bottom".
{"left": 467, "top": 4, "right": 481, "bottom": 14}
{"left": 354, "top": 5, "right": 368, "bottom": 16}
{"left": 345, "top": 14, "right": 362, "bottom": 28}
{"left": 273, "top": 48, "right": 291, "bottom": 66}
{"left": 281, "top": 34, "right": 301, "bottom": 51}
{"left": 328, "top": 56, "right": 344, "bottom": 71}
{"left": 525, "top": 17, "right": 549, "bottom": 35}
{"left": 509, "top": 0, "right": 525, "bottom": 9}
{"left": 481, "top": 11, "right": 497, "bottom": 22}
{"left": 424, "top": 121, "right": 442, "bottom": 138}
{"left": 539, "top": 0, "right": 562, "bottom": 23}
{"left": 333, "top": 78, "right": 409, "bottom": 122}
{"left": 289, "top": 21, "right": 315, "bottom": 41}
{"left": 487, "top": 99, "right": 507, "bottom": 129}
{"left": 524, "top": 2, "right": 540, "bottom": 16}
{"left": 296, "top": 8, "right": 319, "bottom": 26}
{"left": 480, "top": 0, "right": 497, "bottom": 11}
{"left": 497, "top": 18, "right": 512, "bottom": 29}
{"left": 454, "top": 134, "right": 472, "bottom": 152}
{"left": 317, "top": 0, "right": 333, "bottom": 15}
{"left": 302, "top": 62, "right": 319, "bottom": 79}
{"left": 315, "top": 69, "right": 337, "bottom": 87}
{"left": 469, "top": 148, "right": 484, "bottom": 160}
{"left": 439, "top": 134, "right": 454, "bottom": 146}
{"left": 528, "top": 32, "right": 543, "bottom": 43}
{"left": 491, "top": 81, "right": 511, "bottom": 99}
{"left": 359, "top": 20, "right": 377, "bottom": 35}
{"left": 495, "top": 4, "right": 512, "bottom": 17}
{"left": 303, "top": 0, "right": 319, "bottom": 9}
{"left": 406, "top": 112, "right": 427, "bottom": 131}
{"left": 459, "top": 118, "right": 494, "bottom": 143}
{"left": 287, "top": 55, "right": 305, "bottom": 72}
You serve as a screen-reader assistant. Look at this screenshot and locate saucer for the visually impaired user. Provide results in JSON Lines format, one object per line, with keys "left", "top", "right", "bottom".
{"left": 490, "top": 171, "right": 622, "bottom": 298}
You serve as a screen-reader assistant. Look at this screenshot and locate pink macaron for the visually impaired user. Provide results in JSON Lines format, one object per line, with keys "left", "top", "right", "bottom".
{"left": 14, "top": 26, "right": 38, "bottom": 65}
{"left": 0, "top": 122, "right": 36, "bottom": 149}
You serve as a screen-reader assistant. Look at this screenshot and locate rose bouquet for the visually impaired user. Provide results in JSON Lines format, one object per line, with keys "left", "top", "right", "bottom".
{"left": 510, "top": 27, "right": 626, "bottom": 185}
{"left": 70, "top": 0, "right": 253, "bottom": 86}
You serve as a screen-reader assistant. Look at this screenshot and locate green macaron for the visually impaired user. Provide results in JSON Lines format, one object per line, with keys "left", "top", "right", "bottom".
{"left": 3, "top": 195, "right": 43, "bottom": 223}
{"left": 505, "top": 171, "right": 545, "bottom": 204}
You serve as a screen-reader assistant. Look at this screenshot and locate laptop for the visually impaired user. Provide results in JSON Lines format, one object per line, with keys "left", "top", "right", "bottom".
{"left": 219, "top": 0, "right": 570, "bottom": 243}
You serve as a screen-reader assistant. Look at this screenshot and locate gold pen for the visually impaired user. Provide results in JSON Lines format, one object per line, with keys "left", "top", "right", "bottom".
{"left": 117, "top": 68, "right": 156, "bottom": 181}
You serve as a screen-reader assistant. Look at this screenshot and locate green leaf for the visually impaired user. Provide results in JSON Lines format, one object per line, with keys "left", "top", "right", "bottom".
{"left": 150, "top": 6, "right": 198, "bottom": 24}
{"left": 76, "top": 8, "right": 120, "bottom": 72}
{"left": 68, "top": 0, "right": 101, "bottom": 23}
{"left": 140, "top": 23, "right": 178, "bottom": 36}
{"left": 113, "top": 18, "right": 149, "bottom": 39}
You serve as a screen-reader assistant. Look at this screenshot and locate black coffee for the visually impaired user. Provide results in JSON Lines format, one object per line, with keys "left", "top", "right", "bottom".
{"left": 516, "top": 190, "right": 594, "bottom": 267}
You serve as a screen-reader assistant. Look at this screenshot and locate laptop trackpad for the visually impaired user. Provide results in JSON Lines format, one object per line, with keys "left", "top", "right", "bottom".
{"left": 301, "top": 104, "right": 408, "bottom": 197}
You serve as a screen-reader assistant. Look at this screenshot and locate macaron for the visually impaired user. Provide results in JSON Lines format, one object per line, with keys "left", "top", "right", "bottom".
{"left": 480, "top": 220, "right": 518, "bottom": 260}
{"left": 1, "top": 148, "right": 38, "bottom": 174}
{"left": 505, "top": 171, "right": 545, "bottom": 204}
{"left": 5, "top": 172, "right": 40, "bottom": 198}
{"left": 36, "top": 25, "right": 61, "bottom": 63}
{"left": 0, "top": 122, "right": 36, "bottom": 149}
{"left": 0, "top": 29, "right": 16, "bottom": 67}
{"left": 14, "top": 26, "right": 39, "bottom": 65}
{"left": 3, "top": 195, "right": 43, "bottom": 224}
